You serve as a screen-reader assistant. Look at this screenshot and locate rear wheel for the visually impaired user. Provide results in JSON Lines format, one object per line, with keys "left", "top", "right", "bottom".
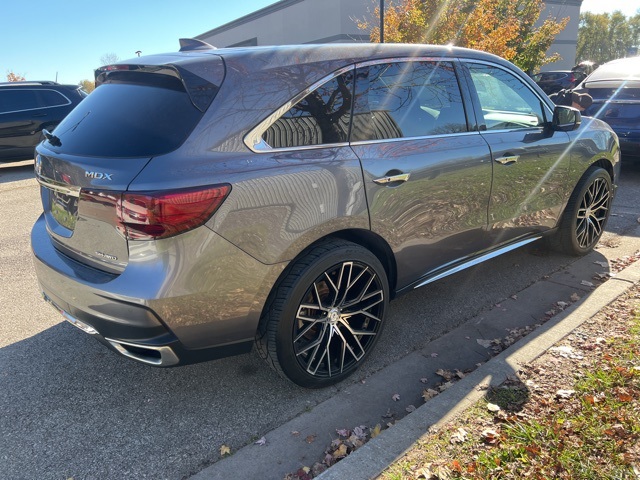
{"left": 256, "top": 240, "right": 389, "bottom": 388}
{"left": 553, "top": 166, "right": 612, "bottom": 255}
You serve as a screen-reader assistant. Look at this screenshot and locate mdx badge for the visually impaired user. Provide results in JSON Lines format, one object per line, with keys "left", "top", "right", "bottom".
{"left": 85, "top": 171, "right": 113, "bottom": 180}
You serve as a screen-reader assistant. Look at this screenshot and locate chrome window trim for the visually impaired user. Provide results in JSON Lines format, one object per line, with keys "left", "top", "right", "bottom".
{"left": 462, "top": 59, "right": 555, "bottom": 123}
{"left": 0, "top": 88, "right": 72, "bottom": 115}
{"left": 244, "top": 56, "right": 462, "bottom": 154}
{"left": 349, "top": 130, "right": 481, "bottom": 147}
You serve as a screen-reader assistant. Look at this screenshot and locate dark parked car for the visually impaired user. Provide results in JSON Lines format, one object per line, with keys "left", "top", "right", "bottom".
{"left": 0, "top": 81, "right": 87, "bottom": 162}
{"left": 31, "top": 41, "right": 620, "bottom": 387}
{"left": 574, "top": 56, "right": 640, "bottom": 162}
{"left": 532, "top": 70, "right": 586, "bottom": 95}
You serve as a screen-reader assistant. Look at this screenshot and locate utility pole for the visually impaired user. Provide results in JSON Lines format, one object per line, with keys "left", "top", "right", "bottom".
{"left": 380, "top": 0, "right": 384, "bottom": 43}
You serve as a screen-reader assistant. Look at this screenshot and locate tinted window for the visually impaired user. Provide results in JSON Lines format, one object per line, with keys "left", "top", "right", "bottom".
{"left": 38, "top": 90, "right": 70, "bottom": 108}
{"left": 468, "top": 64, "right": 546, "bottom": 130}
{"left": 351, "top": 61, "right": 466, "bottom": 141}
{"left": 0, "top": 90, "right": 41, "bottom": 113}
{"left": 46, "top": 76, "right": 203, "bottom": 157}
{"left": 262, "top": 71, "right": 353, "bottom": 149}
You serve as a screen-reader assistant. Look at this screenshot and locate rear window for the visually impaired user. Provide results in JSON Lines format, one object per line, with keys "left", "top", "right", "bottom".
{"left": 47, "top": 74, "right": 206, "bottom": 157}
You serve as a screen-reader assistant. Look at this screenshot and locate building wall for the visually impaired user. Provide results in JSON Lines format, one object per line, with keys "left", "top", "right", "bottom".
{"left": 197, "top": 0, "right": 582, "bottom": 70}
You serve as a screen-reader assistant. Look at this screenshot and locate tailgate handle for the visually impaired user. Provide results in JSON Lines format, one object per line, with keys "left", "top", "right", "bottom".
{"left": 373, "top": 172, "right": 411, "bottom": 185}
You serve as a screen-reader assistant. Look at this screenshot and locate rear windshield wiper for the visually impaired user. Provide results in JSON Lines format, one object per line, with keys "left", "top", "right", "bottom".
{"left": 43, "top": 129, "right": 62, "bottom": 147}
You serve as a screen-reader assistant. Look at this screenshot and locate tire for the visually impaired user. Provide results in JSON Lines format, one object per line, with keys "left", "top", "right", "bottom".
{"left": 552, "top": 166, "right": 613, "bottom": 256}
{"left": 255, "top": 240, "right": 389, "bottom": 388}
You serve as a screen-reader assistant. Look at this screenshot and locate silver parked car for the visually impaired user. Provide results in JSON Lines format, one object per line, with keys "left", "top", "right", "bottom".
{"left": 32, "top": 41, "right": 620, "bottom": 387}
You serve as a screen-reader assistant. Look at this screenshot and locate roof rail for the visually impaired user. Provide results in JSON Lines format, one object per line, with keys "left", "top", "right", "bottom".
{"left": 0, "top": 80, "right": 60, "bottom": 86}
{"left": 178, "top": 38, "right": 216, "bottom": 52}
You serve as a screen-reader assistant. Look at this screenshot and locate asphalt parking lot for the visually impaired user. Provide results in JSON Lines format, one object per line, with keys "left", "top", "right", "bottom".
{"left": 1, "top": 159, "right": 639, "bottom": 479}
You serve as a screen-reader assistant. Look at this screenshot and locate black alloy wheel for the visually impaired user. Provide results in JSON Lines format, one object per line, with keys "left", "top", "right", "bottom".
{"left": 575, "top": 175, "right": 611, "bottom": 250}
{"left": 554, "top": 166, "right": 613, "bottom": 255}
{"left": 293, "top": 260, "right": 385, "bottom": 378}
{"left": 256, "top": 240, "right": 389, "bottom": 388}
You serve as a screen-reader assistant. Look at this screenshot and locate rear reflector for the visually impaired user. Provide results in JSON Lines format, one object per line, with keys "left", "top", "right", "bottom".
{"left": 80, "top": 184, "right": 230, "bottom": 241}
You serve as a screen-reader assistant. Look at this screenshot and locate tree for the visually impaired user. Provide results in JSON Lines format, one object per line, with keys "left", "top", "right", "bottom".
{"left": 577, "top": 11, "right": 640, "bottom": 64}
{"left": 99, "top": 53, "right": 120, "bottom": 66}
{"left": 79, "top": 79, "right": 95, "bottom": 93}
{"left": 6, "top": 71, "right": 26, "bottom": 82}
{"left": 356, "top": 0, "right": 569, "bottom": 72}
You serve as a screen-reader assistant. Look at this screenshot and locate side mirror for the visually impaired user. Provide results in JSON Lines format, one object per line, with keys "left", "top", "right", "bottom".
{"left": 552, "top": 105, "right": 581, "bottom": 132}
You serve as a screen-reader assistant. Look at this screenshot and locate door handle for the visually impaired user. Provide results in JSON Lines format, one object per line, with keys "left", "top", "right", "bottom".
{"left": 373, "top": 173, "right": 411, "bottom": 185}
{"left": 495, "top": 155, "right": 519, "bottom": 165}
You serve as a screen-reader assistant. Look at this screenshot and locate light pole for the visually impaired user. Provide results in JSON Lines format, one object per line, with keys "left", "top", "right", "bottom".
{"left": 380, "top": 0, "right": 385, "bottom": 43}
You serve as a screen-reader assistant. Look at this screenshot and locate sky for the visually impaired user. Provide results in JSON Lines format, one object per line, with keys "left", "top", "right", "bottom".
{"left": 2, "top": 0, "right": 638, "bottom": 85}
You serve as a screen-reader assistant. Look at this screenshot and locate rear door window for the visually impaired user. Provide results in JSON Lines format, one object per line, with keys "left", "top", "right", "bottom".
{"left": 351, "top": 60, "right": 467, "bottom": 141}
{"left": 0, "top": 90, "right": 41, "bottom": 113}
{"left": 37, "top": 90, "right": 71, "bottom": 108}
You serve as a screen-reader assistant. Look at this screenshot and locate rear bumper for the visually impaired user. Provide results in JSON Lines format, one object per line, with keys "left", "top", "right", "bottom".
{"left": 31, "top": 213, "right": 283, "bottom": 366}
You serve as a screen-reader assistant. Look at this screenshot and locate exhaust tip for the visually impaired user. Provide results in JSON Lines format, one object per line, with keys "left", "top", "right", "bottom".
{"left": 105, "top": 338, "right": 179, "bottom": 366}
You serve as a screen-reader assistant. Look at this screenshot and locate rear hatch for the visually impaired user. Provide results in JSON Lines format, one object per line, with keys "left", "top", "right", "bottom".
{"left": 581, "top": 85, "right": 640, "bottom": 148}
{"left": 35, "top": 55, "right": 224, "bottom": 273}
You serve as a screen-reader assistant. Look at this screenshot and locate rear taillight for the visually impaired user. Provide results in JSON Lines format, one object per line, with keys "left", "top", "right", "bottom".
{"left": 80, "top": 185, "right": 230, "bottom": 241}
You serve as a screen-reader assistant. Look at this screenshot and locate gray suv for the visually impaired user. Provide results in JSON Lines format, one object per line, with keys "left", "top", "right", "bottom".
{"left": 31, "top": 41, "right": 620, "bottom": 387}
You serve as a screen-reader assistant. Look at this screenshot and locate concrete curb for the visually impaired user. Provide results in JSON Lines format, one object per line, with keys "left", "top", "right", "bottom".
{"left": 318, "top": 259, "right": 640, "bottom": 479}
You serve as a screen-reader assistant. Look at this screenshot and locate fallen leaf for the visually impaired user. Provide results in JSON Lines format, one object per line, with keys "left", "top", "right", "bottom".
{"left": 430, "top": 352, "right": 438, "bottom": 358}
{"left": 220, "top": 445, "right": 231, "bottom": 456}
{"left": 422, "top": 388, "right": 439, "bottom": 401}
{"left": 581, "top": 280, "right": 595, "bottom": 287}
{"left": 305, "top": 434, "right": 316, "bottom": 444}
{"left": 291, "top": 431, "right": 300, "bottom": 436}
{"left": 477, "top": 339, "right": 493, "bottom": 348}
{"left": 353, "top": 425, "right": 367, "bottom": 439}
{"left": 571, "top": 293, "right": 581, "bottom": 302}
{"left": 617, "top": 393, "right": 633, "bottom": 402}
{"left": 594, "top": 260, "right": 608, "bottom": 268}
{"left": 450, "top": 427, "right": 468, "bottom": 444}
{"left": 438, "top": 381, "right": 454, "bottom": 392}
{"left": 556, "top": 389, "right": 576, "bottom": 399}
{"left": 481, "top": 428, "right": 500, "bottom": 444}
{"left": 371, "top": 424, "right": 381, "bottom": 438}
{"left": 420, "top": 377, "right": 429, "bottom": 384}
{"left": 406, "top": 405, "right": 416, "bottom": 413}
{"left": 392, "top": 393, "right": 400, "bottom": 401}
{"left": 336, "top": 429, "right": 349, "bottom": 437}
{"left": 333, "top": 443, "right": 348, "bottom": 459}
{"left": 436, "top": 369, "right": 453, "bottom": 381}
{"left": 487, "top": 403, "right": 501, "bottom": 412}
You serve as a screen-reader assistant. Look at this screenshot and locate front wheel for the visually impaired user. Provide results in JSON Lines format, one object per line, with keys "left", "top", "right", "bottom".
{"left": 553, "top": 166, "right": 613, "bottom": 255}
{"left": 256, "top": 240, "right": 389, "bottom": 388}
